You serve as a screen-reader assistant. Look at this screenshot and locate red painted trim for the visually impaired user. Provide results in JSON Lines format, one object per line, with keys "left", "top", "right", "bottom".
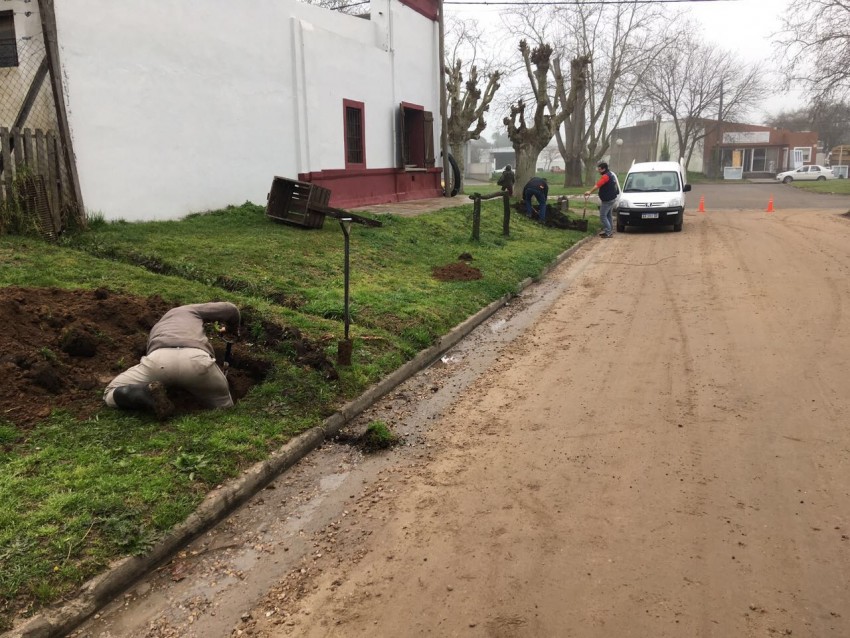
{"left": 342, "top": 99, "right": 366, "bottom": 170}
{"left": 400, "top": 101, "right": 424, "bottom": 111}
{"left": 397, "top": 0, "right": 439, "bottom": 21}
{"left": 299, "top": 166, "right": 442, "bottom": 208}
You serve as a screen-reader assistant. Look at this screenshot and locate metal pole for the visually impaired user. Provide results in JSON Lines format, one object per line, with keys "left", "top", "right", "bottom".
{"left": 341, "top": 220, "right": 351, "bottom": 340}
{"left": 502, "top": 193, "right": 510, "bottom": 236}
{"left": 472, "top": 195, "right": 481, "bottom": 241}
{"left": 717, "top": 80, "right": 724, "bottom": 179}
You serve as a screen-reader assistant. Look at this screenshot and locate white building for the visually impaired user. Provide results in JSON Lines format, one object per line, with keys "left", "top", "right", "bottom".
{"left": 15, "top": 0, "right": 443, "bottom": 220}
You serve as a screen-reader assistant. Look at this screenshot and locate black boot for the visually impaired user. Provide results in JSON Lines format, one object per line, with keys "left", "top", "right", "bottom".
{"left": 113, "top": 382, "right": 174, "bottom": 421}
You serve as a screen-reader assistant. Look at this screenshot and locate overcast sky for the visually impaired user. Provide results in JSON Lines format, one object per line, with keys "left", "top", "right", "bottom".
{"left": 686, "top": 0, "right": 803, "bottom": 116}
{"left": 444, "top": 0, "right": 804, "bottom": 129}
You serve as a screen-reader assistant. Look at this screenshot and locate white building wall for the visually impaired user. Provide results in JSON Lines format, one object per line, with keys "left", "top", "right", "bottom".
{"left": 657, "top": 121, "right": 704, "bottom": 173}
{"left": 53, "top": 0, "right": 440, "bottom": 220}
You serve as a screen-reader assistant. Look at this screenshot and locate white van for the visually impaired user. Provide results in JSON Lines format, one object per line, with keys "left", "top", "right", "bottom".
{"left": 615, "top": 160, "right": 691, "bottom": 233}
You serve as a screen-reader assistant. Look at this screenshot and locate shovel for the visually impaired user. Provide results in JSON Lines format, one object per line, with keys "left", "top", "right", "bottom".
{"left": 222, "top": 340, "right": 233, "bottom": 377}
{"left": 582, "top": 195, "right": 588, "bottom": 219}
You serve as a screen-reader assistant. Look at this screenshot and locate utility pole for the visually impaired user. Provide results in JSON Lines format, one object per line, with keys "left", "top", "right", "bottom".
{"left": 716, "top": 79, "right": 724, "bottom": 179}
{"left": 438, "top": 0, "right": 451, "bottom": 197}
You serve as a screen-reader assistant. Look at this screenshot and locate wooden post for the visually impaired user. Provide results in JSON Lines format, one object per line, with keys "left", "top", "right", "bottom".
{"left": 502, "top": 193, "right": 511, "bottom": 236}
{"left": 46, "top": 131, "right": 61, "bottom": 214}
{"left": 472, "top": 194, "right": 481, "bottom": 241}
{"left": 13, "top": 128, "right": 25, "bottom": 172}
{"left": 1, "top": 128, "right": 12, "bottom": 205}
{"left": 23, "top": 129, "right": 34, "bottom": 169}
{"left": 37, "top": 0, "right": 85, "bottom": 223}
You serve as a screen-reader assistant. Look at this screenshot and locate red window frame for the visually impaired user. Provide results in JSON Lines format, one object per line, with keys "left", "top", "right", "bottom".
{"left": 343, "top": 99, "right": 366, "bottom": 170}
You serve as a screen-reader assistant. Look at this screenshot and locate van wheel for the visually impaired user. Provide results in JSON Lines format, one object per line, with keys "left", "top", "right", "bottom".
{"left": 616, "top": 222, "right": 625, "bottom": 232}
{"left": 673, "top": 222, "right": 682, "bottom": 232}
{"left": 817, "top": 175, "right": 826, "bottom": 181}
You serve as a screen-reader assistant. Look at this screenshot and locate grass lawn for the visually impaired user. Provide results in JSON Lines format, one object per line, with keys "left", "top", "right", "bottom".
{"left": 790, "top": 178, "right": 850, "bottom": 195}
{"left": 0, "top": 200, "right": 597, "bottom": 628}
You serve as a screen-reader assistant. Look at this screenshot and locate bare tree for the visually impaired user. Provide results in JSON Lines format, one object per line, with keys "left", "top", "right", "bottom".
{"left": 444, "top": 20, "right": 501, "bottom": 193}
{"left": 639, "top": 33, "right": 765, "bottom": 170}
{"left": 503, "top": 40, "right": 590, "bottom": 193}
{"left": 777, "top": 0, "right": 850, "bottom": 102}
{"left": 296, "top": 0, "right": 370, "bottom": 15}
{"left": 765, "top": 101, "right": 850, "bottom": 153}
{"left": 539, "top": 144, "right": 560, "bottom": 171}
{"left": 501, "top": 1, "right": 673, "bottom": 186}
{"left": 554, "top": 1, "right": 674, "bottom": 185}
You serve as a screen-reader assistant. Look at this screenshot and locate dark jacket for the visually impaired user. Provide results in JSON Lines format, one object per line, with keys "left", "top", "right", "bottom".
{"left": 524, "top": 177, "right": 548, "bottom": 197}
{"left": 598, "top": 170, "right": 619, "bottom": 202}
{"left": 497, "top": 168, "right": 516, "bottom": 189}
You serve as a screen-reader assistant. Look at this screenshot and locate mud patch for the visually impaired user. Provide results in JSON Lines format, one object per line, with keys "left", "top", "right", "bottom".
{"left": 0, "top": 287, "right": 337, "bottom": 430}
{"left": 432, "top": 262, "right": 482, "bottom": 282}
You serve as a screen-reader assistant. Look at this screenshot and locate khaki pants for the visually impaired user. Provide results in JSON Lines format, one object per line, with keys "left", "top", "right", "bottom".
{"left": 104, "top": 347, "right": 232, "bottom": 409}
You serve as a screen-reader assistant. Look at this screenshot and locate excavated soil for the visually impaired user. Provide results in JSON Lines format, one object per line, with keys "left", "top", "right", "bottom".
{"left": 432, "top": 262, "right": 482, "bottom": 281}
{"left": 0, "top": 287, "right": 336, "bottom": 431}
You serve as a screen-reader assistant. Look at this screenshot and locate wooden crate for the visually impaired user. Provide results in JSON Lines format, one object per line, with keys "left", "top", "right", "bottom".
{"left": 266, "top": 176, "right": 331, "bottom": 229}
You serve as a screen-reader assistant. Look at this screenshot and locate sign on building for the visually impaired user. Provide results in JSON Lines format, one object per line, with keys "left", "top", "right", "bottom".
{"left": 722, "top": 131, "right": 770, "bottom": 144}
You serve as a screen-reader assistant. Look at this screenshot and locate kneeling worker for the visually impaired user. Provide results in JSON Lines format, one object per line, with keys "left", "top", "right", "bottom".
{"left": 104, "top": 301, "right": 241, "bottom": 419}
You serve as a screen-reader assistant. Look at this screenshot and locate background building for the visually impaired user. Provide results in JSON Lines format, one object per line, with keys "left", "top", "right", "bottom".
{"left": 1, "top": 0, "right": 444, "bottom": 222}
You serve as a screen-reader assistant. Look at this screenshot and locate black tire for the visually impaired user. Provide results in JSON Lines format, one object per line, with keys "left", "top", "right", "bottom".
{"left": 783, "top": 176, "right": 793, "bottom": 184}
{"left": 817, "top": 175, "right": 826, "bottom": 181}
{"left": 616, "top": 221, "right": 625, "bottom": 232}
{"left": 441, "top": 152, "right": 461, "bottom": 197}
{"left": 673, "top": 222, "right": 682, "bottom": 232}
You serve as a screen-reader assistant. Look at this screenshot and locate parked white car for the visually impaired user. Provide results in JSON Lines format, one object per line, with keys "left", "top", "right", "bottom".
{"left": 776, "top": 165, "right": 836, "bottom": 183}
{"left": 616, "top": 160, "right": 691, "bottom": 233}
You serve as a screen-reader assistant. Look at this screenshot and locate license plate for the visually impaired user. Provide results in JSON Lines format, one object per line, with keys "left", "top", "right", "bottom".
{"left": 642, "top": 212, "right": 659, "bottom": 219}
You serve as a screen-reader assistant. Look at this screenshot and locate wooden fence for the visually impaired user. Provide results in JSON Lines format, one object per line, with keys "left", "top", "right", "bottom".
{"left": 0, "top": 126, "right": 75, "bottom": 238}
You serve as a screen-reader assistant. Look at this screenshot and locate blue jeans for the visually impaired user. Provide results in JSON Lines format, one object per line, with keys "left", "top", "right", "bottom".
{"left": 523, "top": 189, "right": 547, "bottom": 221}
{"left": 599, "top": 199, "right": 615, "bottom": 235}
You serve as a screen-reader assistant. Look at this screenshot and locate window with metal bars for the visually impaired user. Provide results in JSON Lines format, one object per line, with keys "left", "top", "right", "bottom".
{"left": 343, "top": 100, "right": 365, "bottom": 168}
{"left": 0, "top": 11, "right": 19, "bottom": 68}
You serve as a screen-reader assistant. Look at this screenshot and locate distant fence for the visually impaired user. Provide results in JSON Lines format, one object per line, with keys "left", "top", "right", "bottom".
{"left": 1, "top": 126, "right": 72, "bottom": 237}
{"left": 1, "top": 14, "right": 83, "bottom": 238}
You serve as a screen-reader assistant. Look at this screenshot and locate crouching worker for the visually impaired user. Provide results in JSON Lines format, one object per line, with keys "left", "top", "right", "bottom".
{"left": 523, "top": 176, "right": 549, "bottom": 223}
{"left": 104, "top": 302, "right": 241, "bottom": 420}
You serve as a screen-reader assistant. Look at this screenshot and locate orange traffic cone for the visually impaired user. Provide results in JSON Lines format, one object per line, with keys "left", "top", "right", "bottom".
{"left": 766, "top": 196, "right": 774, "bottom": 213}
{"left": 698, "top": 196, "right": 705, "bottom": 213}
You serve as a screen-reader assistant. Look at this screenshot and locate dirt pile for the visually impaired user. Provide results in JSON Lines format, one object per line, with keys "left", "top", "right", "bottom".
{"left": 0, "top": 287, "right": 335, "bottom": 431}
{"left": 432, "top": 262, "right": 482, "bottom": 281}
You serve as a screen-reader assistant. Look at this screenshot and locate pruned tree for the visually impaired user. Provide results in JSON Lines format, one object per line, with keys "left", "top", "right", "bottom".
{"left": 503, "top": 40, "right": 590, "bottom": 192}
{"left": 445, "top": 19, "right": 502, "bottom": 193}
{"left": 777, "top": 0, "right": 850, "bottom": 102}
{"left": 638, "top": 33, "right": 765, "bottom": 171}
{"left": 446, "top": 62, "right": 501, "bottom": 192}
{"left": 555, "top": 1, "right": 674, "bottom": 185}
{"left": 502, "top": 1, "right": 673, "bottom": 186}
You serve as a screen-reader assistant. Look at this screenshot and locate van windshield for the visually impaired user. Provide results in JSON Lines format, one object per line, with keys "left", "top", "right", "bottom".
{"left": 623, "top": 171, "right": 680, "bottom": 193}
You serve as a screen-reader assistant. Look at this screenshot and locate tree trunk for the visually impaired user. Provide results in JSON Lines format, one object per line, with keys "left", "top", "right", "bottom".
{"left": 565, "top": 156, "right": 583, "bottom": 187}
{"left": 450, "top": 141, "right": 466, "bottom": 194}
{"left": 513, "top": 145, "right": 541, "bottom": 196}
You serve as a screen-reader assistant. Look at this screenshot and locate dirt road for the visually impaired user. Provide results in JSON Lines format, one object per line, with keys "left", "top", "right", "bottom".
{"left": 72, "top": 208, "right": 850, "bottom": 638}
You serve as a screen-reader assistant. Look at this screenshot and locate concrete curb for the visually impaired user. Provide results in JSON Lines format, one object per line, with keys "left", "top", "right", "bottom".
{"left": 8, "top": 236, "right": 592, "bottom": 638}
